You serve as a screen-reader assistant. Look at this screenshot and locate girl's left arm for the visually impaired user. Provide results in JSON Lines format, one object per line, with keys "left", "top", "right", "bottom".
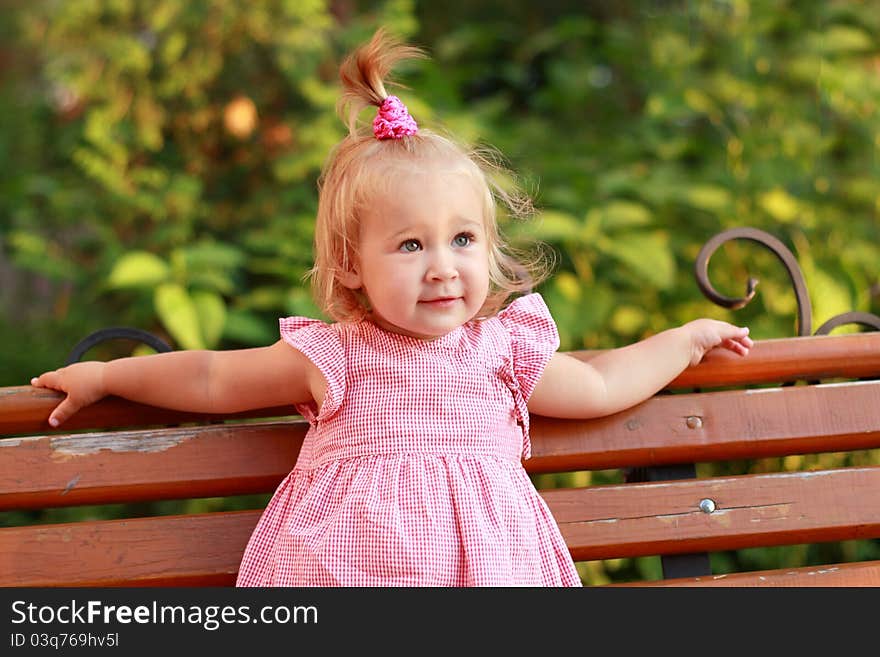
{"left": 528, "top": 319, "right": 753, "bottom": 419}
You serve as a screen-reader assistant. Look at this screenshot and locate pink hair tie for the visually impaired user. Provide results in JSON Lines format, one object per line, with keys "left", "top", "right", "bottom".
{"left": 373, "top": 95, "right": 418, "bottom": 140}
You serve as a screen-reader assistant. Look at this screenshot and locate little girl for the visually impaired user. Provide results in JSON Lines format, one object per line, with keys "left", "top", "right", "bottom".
{"left": 30, "top": 29, "right": 752, "bottom": 587}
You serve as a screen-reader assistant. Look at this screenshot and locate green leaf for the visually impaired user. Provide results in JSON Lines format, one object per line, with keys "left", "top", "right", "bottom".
{"left": 9, "top": 230, "right": 48, "bottom": 257}
{"left": 810, "top": 26, "right": 874, "bottom": 55}
{"left": 684, "top": 88, "right": 718, "bottom": 116}
{"left": 684, "top": 185, "right": 732, "bottom": 213}
{"left": 759, "top": 188, "right": 800, "bottom": 223}
{"left": 192, "top": 290, "right": 227, "bottom": 348}
{"left": 285, "top": 288, "right": 323, "bottom": 319}
{"left": 187, "top": 270, "right": 236, "bottom": 295}
{"left": 222, "top": 310, "right": 276, "bottom": 346}
{"left": 610, "top": 305, "right": 647, "bottom": 335}
{"left": 810, "top": 268, "right": 856, "bottom": 335}
{"left": 7, "top": 231, "right": 78, "bottom": 280}
{"left": 588, "top": 201, "right": 653, "bottom": 231}
{"left": 598, "top": 231, "right": 676, "bottom": 290}
{"left": 132, "top": 344, "right": 158, "bottom": 357}
{"left": 554, "top": 271, "right": 582, "bottom": 303}
{"left": 107, "top": 252, "right": 170, "bottom": 289}
{"left": 531, "top": 210, "right": 583, "bottom": 241}
{"left": 161, "top": 32, "right": 187, "bottom": 66}
{"left": 154, "top": 283, "right": 205, "bottom": 350}
{"left": 182, "top": 241, "right": 246, "bottom": 269}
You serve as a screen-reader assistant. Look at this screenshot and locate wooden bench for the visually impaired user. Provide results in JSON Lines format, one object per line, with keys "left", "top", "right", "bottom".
{"left": 2, "top": 331, "right": 880, "bottom": 587}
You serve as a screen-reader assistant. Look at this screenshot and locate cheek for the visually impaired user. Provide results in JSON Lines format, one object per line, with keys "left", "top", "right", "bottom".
{"left": 463, "top": 249, "right": 490, "bottom": 281}
{"left": 365, "top": 256, "right": 418, "bottom": 292}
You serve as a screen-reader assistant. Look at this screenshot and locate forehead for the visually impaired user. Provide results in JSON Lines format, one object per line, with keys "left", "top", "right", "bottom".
{"left": 360, "top": 165, "right": 486, "bottom": 235}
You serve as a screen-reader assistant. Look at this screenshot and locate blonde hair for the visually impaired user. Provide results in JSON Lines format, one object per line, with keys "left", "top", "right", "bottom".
{"left": 310, "top": 28, "right": 550, "bottom": 322}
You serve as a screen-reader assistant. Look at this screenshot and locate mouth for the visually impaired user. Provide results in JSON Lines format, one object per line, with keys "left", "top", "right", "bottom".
{"left": 419, "top": 296, "right": 461, "bottom": 307}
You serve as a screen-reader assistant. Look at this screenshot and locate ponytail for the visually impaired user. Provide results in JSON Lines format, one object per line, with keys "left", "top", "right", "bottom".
{"left": 337, "top": 28, "right": 426, "bottom": 135}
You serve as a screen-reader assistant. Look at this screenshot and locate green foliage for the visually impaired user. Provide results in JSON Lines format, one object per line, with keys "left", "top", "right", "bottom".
{"left": 2, "top": 0, "right": 879, "bottom": 583}
{"left": 4, "top": 0, "right": 353, "bottom": 357}
{"left": 416, "top": 0, "right": 880, "bottom": 349}
{"left": 4, "top": 0, "right": 878, "bottom": 361}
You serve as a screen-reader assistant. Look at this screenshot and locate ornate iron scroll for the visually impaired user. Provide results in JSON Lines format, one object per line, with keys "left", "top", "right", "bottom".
{"left": 66, "top": 327, "right": 173, "bottom": 365}
{"left": 694, "top": 227, "right": 880, "bottom": 336}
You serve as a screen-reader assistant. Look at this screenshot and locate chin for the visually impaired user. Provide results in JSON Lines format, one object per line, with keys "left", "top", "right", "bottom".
{"left": 407, "top": 319, "right": 464, "bottom": 340}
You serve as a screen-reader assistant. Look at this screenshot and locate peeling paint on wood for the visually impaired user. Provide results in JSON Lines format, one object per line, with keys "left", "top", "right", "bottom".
{"left": 1, "top": 435, "right": 51, "bottom": 447}
{"left": 789, "top": 470, "right": 837, "bottom": 479}
{"left": 50, "top": 431, "right": 194, "bottom": 456}
{"left": 803, "top": 567, "right": 840, "bottom": 575}
{"left": 62, "top": 475, "right": 81, "bottom": 495}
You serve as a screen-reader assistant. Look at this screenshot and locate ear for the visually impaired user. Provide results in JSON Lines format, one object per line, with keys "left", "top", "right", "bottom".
{"left": 337, "top": 267, "right": 362, "bottom": 290}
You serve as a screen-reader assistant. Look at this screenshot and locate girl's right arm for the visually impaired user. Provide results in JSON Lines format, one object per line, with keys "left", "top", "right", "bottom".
{"left": 528, "top": 318, "right": 752, "bottom": 420}
{"left": 30, "top": 340, "right": 321, "bottom": 427}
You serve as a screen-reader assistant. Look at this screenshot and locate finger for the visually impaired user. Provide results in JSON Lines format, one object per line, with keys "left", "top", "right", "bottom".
{"left": 31, "top": 371, "right": 61, "bottom": 390}
{"left": 721, "top": 338, "right": 748, "bottom": 355}
{"left": 730, "top": 334, "right": 753, "bottom": 349}
{"left": 48, "top": 397, "right": 79, "bottom": 428}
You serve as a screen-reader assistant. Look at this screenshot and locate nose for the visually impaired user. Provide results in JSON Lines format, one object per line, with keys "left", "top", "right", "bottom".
{"left": 425, "top": 247, "right": 459, "bottom": 282}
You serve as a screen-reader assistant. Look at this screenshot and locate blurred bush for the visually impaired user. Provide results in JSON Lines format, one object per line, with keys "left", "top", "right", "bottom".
{"left": 3, "top": 1, "right": 878, "bottom": 371}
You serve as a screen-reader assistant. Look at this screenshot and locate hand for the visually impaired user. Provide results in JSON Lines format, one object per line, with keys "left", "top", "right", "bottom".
{"left": 683, "top": 318, "right": 753, "bottom": 367}
{"left": 30, "top": 361, "right": 108, "bottom": 427}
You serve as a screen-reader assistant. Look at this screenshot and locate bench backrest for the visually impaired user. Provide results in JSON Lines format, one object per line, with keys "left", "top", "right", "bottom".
{"left": 2, "top": 332, "right": 880, "bottom": 586}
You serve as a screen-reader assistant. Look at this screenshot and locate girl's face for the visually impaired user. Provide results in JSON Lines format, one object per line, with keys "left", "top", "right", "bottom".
{"left": 340, "top": 167, "right": 490, "bottom": 339}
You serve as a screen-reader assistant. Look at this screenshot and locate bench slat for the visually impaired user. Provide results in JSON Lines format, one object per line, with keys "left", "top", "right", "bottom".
{"left": 2, "top": 466, "right": 878, "bottom": 586}
{"left": 659, "top": 331, "right": 880, "bottom": 388}
{"left": 530, "top": 379, "right": 880, "bottom": 473}
{"left": 3, "top": 332, "right": 879, "bottom": 436}
{"left": 0, "top": 385, "right": 296, "bottom": 436}
{"left": 547, "top": 466, "right": 880, "bottom": 561}
{"left": 4, "top": 382, "right": 879, "bottom": 510}
{"left": 614, "top": 560, "right": 880, "bottom": 587}
{"left": 0, "top": 422, "right": 305, "bottom": 510}
{"left": 0, "top": 511, "right": 260, "bottom": 587}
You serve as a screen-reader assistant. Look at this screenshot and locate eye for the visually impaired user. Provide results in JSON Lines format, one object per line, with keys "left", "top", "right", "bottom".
{"left": 452, "top": 232, "right": 473, "bottom": 247}
{"left": 399, "top": 239, "right": 421, "bottom": 253}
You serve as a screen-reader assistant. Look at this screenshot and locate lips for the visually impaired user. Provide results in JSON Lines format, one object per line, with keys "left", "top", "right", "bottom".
{"left": 419, "top": 296, "right": 461, "bottom": 306}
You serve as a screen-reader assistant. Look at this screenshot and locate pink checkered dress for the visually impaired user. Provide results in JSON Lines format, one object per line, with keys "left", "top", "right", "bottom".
{"left": 235, "top": 293, "right": 582, "bottom": 587}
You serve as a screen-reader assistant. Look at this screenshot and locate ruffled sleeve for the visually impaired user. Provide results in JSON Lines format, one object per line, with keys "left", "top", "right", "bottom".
{"left": 497, "top": 293, "right": 560, "bottom": 401}
{"left": 279, "top": 317, "right": 345, "bottom": 423}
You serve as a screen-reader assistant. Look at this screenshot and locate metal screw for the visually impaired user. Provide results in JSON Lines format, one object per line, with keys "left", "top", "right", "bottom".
{"left": 699, "top": 498, "right": 716, "bottom": 514}
{"left": 686, "top": 416, "right": 703, "bottom": 429}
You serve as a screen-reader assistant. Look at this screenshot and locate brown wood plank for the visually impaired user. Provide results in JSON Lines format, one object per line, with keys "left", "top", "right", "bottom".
{"left": 572, "top": 331, "right": 880, "bottom": 388}
{"left": 611, "top": 560, "right": 880, "bottom": 587}
{"left": 673, "top": 331, "right": 880, "bottom": 388}
{"left": 531, "top": 379, "right": 880, "bottom": 472}
{"left": 3, "top": 332, "right": 879, "bottom": 436}
{"left": 0, "top": 422, "right": 306, "bottom": 510}
{"left": 544, "top": 466, "right": 880, "bottom": 561}
{"left": 4, "top": 466, "right": 879, "bottom": 586}
{"left": 0, "top": 385, "right": 298, "bottom": 436}
{"left": 4, "top": 505, "right": 877, "bottom": 587}
{"left": 3, "top": 381, "right": 880, "bottom": 509}
{"left": 0, "top": 511, "right": 261, "bottom": 587}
